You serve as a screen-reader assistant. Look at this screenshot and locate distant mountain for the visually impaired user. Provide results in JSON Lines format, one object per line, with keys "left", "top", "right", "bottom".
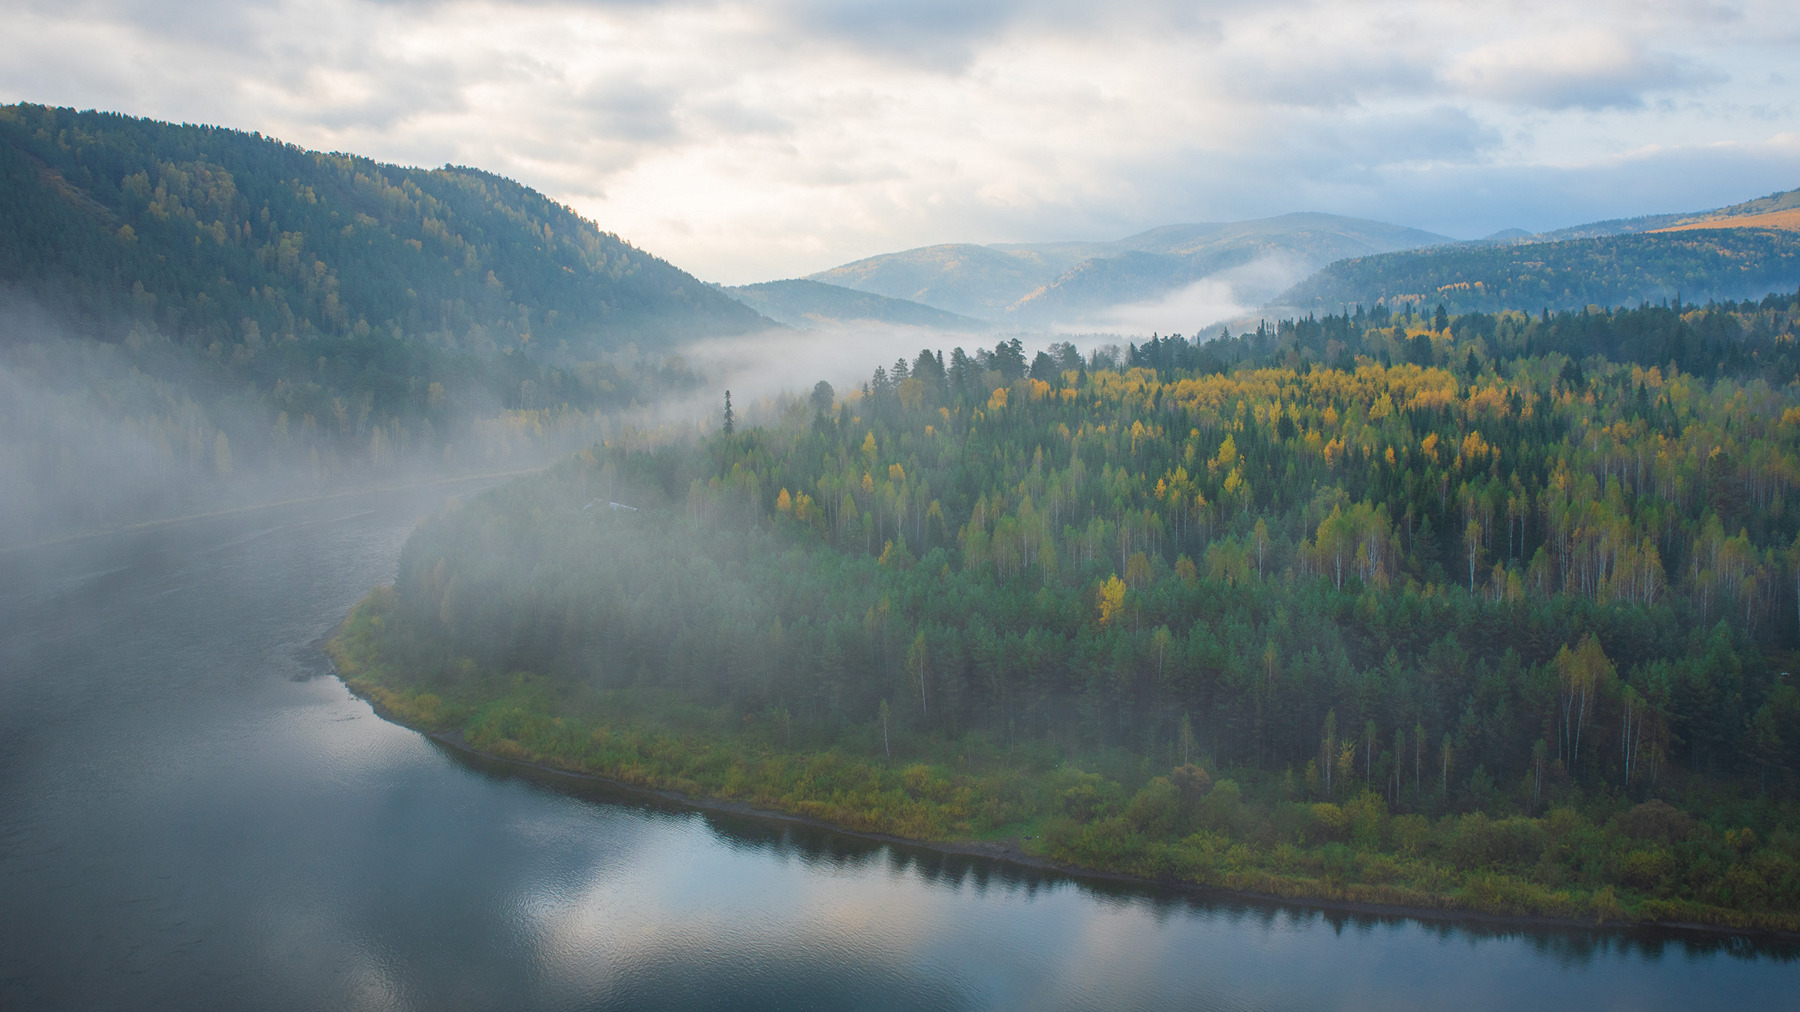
{"left": 0, "top": 103, "right": 768, "bottom": 358}
{"left": 1274, "top": 229, "right": 1800, "bottom": 316}
{"left": 1531, "top": 186, "right": 1800, "bottom": 241}
{"left": 721, "top": 279, "right": 985, "bottom": 330}
{"left": 809, "top": 243, "right": 1074, "bottom": 319}
{"left": 806, "top": 213, "right": 1451, "bottom": 324}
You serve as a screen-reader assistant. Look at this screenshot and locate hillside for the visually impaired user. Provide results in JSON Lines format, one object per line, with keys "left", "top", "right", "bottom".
{"left": 0, "top": 103, "right": 767, "bottom": 357}
{"left": 1274, "top": 229, "right": 1800, "bottom": 316}
{"left": 0, "top": 103, "right": 766, "bottom": 543}
{"left": 336, "top": 298, "right": 1800, "bottom": 931}
{"left": 806, "top": 214, "right": 1449, "bottom": 324}
{"left": 1532, "top": 186, "right": 1800, "bottom": 242}
{"left": 1653, "top": 209, "right": 1800, "bottom": 234}
{"left": 721, "top": 279, "right": 986, "bottom": 330}
{"left": 810, "top": 243, "right": 1075, "bottom": 319}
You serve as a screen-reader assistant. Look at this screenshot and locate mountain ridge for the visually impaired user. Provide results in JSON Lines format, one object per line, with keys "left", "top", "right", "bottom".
{"left": 1271, "top": 185, "right": 1800, "bottom": 317}
{"left": 721, "top": 279, "right": 986, "bottom": 330}
{"left": 803, "top": 212, "right": 1452, "bottom": 325}
{"left": 0, "top": 103, "right": 771, "bottom": 358}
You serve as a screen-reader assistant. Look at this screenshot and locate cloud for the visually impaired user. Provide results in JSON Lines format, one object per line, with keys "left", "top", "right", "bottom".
{"left": 1444, "top": 32, "right": 1714, "bottom": 110}
{"left": 1, "top": 0, "right": 1797, "bottom": 286}
{"left": 769, "top": 0, "right": 1027, "bottom": 71}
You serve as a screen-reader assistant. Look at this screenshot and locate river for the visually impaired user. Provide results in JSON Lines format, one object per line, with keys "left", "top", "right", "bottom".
{"left": 0, "top": 479, "right": 1793, "bottom": 1010}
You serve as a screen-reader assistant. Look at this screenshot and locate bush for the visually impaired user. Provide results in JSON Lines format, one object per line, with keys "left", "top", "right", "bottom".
{"left": 1311, "top": 802, "right": 1349, "bottom": 841}
{"left": 1196, "top": 778, "right": 1242, "bottom": 830}
{"left": 1614, "top": 800, "right": 1695, "bottom": 845}
{"left": 1345, "top": 792, "right": 1386, "bottom": 850}
{"left": 1171, "top": 764, "right": 1213, "bottom": 804}
{"left": 1391, "top": 814, "right": 1430, "bottom": 856}
{"left": 1125, "top": 777, "right": 1182, "bottom": 837}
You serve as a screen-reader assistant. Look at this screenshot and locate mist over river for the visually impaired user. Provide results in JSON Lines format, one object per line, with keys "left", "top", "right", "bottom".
{"left": 0, "top": 478, "right": 1793, "bottom": 1011}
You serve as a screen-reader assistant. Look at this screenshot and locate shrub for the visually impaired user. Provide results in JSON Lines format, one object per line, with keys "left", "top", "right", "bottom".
{"left": 1311, "top": 802, "right": 1349, "bottom": 841}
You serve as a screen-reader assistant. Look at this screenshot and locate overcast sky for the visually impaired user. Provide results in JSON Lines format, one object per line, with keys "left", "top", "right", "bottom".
{"left": 4, "top": 0, "right": 1798, "bottom": 283}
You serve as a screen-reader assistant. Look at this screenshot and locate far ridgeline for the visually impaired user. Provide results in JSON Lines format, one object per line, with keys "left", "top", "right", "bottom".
{"left": 335, "top": 293, "right": 1800, "bottom": 933}
{"left": 1278, "top": 230, "right": 1800, "bottom": 316}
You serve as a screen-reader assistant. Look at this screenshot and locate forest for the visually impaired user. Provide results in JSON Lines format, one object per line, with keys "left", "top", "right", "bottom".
{"left": 335, "top": 291, "right": 1800, "bottom": 930}
{"left": 0, "top": 103, "right": 762, "bottom": 356}
{"left": 0, "top": 103, "right": 764, "bottom": 539}
{"left": 1280, "top": 229, "right": 1800, "bottom": 316}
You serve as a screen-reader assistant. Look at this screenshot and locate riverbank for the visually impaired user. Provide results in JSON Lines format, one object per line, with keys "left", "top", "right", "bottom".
{"left": 410, "top": 721, "right": 1798, "bottom": 945}
{"left": 327, "top": 590, "right": 1800, "bottom": 941}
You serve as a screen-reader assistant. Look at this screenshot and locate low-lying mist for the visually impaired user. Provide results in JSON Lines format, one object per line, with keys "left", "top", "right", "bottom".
{"left": 678, "top": 322, "right": 1146, "bottom": 431}
{"left": 0, "top": 296, "right": 638, "bottom": 548}
{"left": 1059, "top": 254, "right": 1316, "bottom": 338}
{"left": 0, "top": 291, "right": 1165, "bottom": 548}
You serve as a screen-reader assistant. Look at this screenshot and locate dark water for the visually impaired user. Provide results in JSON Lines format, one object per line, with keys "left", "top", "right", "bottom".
{"left": 1, "top": 482, "right": 1794, "bottom": 1011}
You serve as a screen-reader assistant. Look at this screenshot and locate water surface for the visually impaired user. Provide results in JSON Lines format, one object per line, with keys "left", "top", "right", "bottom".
{"left": 1, "top": 482, "right": 1793, "bottom": 1010}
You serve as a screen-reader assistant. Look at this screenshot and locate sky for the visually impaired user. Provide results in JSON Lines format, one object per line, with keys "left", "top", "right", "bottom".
{"left": 4, "top": 0, "right": 1799, "bottom": 285}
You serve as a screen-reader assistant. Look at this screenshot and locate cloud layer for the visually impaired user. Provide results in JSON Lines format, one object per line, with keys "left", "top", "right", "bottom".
{"left": 2, "top": 0, "right": 1798, "bottom": 283}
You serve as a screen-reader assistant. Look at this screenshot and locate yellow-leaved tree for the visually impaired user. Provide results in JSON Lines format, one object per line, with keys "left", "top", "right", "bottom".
{"left": 1096, "top": 575, "right": 1126, "bottom": 626}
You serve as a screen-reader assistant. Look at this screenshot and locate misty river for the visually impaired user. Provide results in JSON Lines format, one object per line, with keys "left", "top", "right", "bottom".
{"left": 0, "top": 478, "right": 1793, "bottom": 1010}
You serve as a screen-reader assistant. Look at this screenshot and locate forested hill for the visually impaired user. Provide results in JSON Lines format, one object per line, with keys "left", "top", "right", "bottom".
{"left": 805, "top": 213, "right": 1450, "bottom": 322}
{"left": 1533, "top": 186, "right": 1800, "bottom": 241}
{"left": 1275, "top": 229, "right": 1800, "bottom": 317}
{"left": 338, "top": 292, "right": 1800, "bottom": 930}
{"left": 0, "top": 103, "right": 768, "bottom": 356}
{"left": 0, "top": 103, "right": 770, "bottom": 543}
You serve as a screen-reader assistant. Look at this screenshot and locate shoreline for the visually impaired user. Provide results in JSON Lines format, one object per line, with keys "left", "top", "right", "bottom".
{"left": 335, "top": 667, "right": 1800, "bottom": 947}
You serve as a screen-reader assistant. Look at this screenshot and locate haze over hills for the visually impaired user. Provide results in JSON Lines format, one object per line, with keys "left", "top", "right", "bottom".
{"left": 778, "top": 188, "right": 1800, "bottom": 332}
{"left": 803, "top": 213, "right": 1452, "bottom": 326}
{"left": 720, "top": 279, "right": 985, "bottom": 330}
{"left": 4, "top": 99, "right": 1798, "bottom": 548}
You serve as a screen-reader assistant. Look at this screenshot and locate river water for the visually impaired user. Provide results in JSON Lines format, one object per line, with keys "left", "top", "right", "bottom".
{"left": 0, "top": 480, "right": 1793, "bottom": 1010}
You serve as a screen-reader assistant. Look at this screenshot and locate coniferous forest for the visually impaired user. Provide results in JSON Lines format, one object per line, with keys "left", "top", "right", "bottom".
{"left": 0, "top": 104, "right": 766, "bottom": 540}
{"left": 335, "top": 293, "right": 1800, "bottom": 931}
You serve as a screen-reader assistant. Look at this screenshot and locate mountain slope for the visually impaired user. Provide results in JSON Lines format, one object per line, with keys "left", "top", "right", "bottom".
{"left": 721, "top": 279, "right": 985, "bottom": 329}
{"left": 1274, "top": 229, "right": 1800, "bottom": 315}
{"left": 1009, "top": 213, "right": 1450, "bottom": 321}
{"left": 0, "top": 103, "right": 760, "bottom": 544}
{"left": 1531, "top": 186, "right": 1800, "bottom": 241}
{"left": 809, "top": 243, "right": 1080, "bottom": 319}
{"left": 807, "top": 213, "right": 1450, "bottom": 325}
{"left": 0, "top": 103, "right": 768, "bottom": 358}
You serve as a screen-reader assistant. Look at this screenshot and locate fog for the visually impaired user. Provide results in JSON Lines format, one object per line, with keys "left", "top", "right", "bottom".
{"left": 0, "top": 289, "right": 1182, "bottom": 550}
{"left": 1056, "top": 254, "right": 1317, "bottom": 338}
{"left": 675, "top": 321, "right": 1146, "bottom": 431}
{"left": 0, "top": 294, "right": 593, "bottom": 549}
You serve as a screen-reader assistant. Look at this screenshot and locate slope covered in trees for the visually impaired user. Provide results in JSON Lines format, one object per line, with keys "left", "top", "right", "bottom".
{"left": 337, "top": 292, "right": 1800, "bottom": 930}
{"left": 0, "top": 103, "right": 765, "bottom": 356}
{"left": 0, "top": 103, "right": 767, "bottom": 542}
{"left": 1277, "top": 230, "right": 1800, "bottom": 316}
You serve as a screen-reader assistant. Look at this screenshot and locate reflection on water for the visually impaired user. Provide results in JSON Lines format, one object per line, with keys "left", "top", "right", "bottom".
{"left": 0, "top": 482, "right": 1793, "bottom": 1011}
